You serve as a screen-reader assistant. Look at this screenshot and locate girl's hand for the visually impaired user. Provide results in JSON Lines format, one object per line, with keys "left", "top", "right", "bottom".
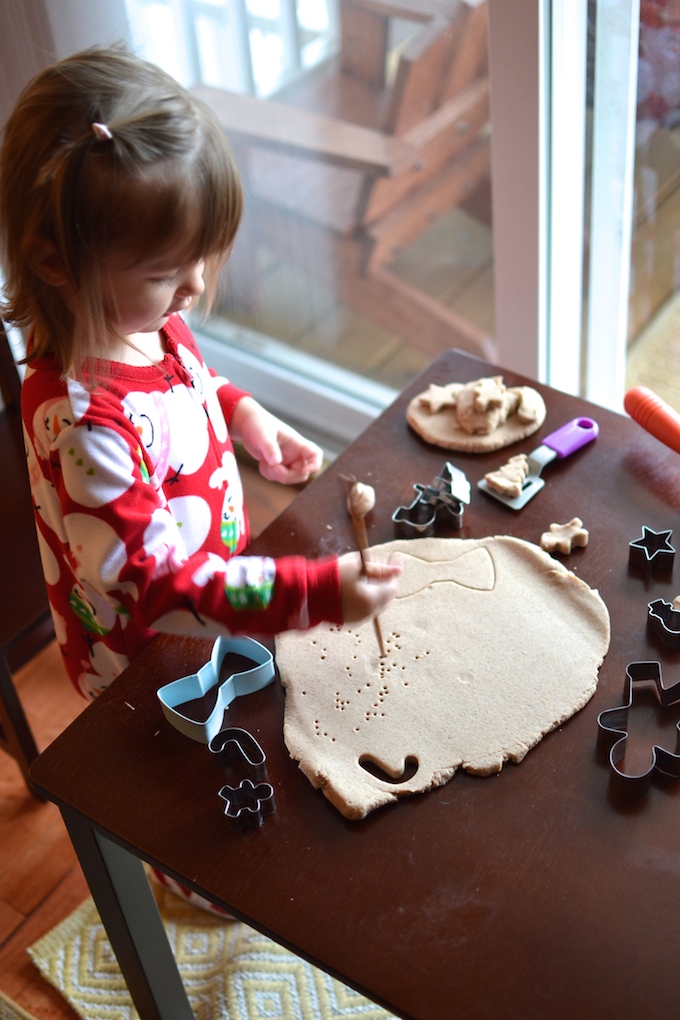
{"left": 232, "top": 398, "right": 323, "bottom": 484}
{"left": 338, "top": 552, "right": 402, "bottom": 623}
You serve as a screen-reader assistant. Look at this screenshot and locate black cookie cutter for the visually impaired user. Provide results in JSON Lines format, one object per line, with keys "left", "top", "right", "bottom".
{"left": 392, "top": 462, "right": 470, "bottom": 538}
{"left": 218, "top": 779, "right": 276, "bottom": 832}
{"left": 629, "top": 526, "right": 675, "bottom": 576}
{"left": 647, "top": 598, "right": 680, "bottom": 649}
{"left": 209, "top": 726, "right": 276, "bottom": 831}
{"left": 209, "top": 726, "right": 268, "bottom": 781}
{"left": 597, "top": 661, "right": 680, "bottom": 793}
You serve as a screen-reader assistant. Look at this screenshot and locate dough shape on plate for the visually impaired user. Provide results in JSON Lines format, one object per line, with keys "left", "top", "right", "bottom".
{"left": 276, "top": 536, "right": 610, "bottom": 819}
{"left": 407, "top": 376, "right": 546, "bottom": 452}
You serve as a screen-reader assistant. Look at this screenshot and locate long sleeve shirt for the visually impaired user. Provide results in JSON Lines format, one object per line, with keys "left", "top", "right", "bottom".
{"left": 22, "top": 314, "right": 341, "bottom": 698}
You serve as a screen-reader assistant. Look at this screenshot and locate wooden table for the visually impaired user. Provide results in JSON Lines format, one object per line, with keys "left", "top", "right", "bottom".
{"left": 30, "top": 350, "right": 680, "bottom": 1020}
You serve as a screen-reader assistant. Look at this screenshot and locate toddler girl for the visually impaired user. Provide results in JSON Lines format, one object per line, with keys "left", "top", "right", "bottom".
{"left": 0, "top": 46, "right": 400, "bottom": 908}
{"left": 1, "top": 43, "right": 400, "bottom": 698}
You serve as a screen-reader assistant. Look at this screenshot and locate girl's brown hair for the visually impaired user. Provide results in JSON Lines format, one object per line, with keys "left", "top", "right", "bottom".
{"left": 0, "top": 45, "right": 242, "bottom": 378}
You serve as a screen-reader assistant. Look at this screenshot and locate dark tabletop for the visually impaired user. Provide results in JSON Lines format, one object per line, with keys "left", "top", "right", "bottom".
{"left": 30, "top": 350, "right": 680, "bottom": 1020}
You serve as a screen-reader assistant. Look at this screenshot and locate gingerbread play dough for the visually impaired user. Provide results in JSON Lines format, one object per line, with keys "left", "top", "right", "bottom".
{"left": 406, "top": 376, "right": 546, "bottom": 452}
{"left": 276, "top": 536, "right": 610, "bottom": 819}
{"left": 540, "top": 518, "right": 589, "bottom": 554}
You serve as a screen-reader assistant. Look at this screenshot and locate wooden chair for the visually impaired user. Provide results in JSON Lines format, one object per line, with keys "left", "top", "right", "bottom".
{"left": 194, "top": 0, "right": 494, "bottom": 361}
{"left": 0, "top": 324, "right": 53, "bottom": 795}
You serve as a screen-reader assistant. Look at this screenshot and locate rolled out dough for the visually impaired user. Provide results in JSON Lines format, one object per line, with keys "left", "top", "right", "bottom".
{"left": 276, "top": 536, "right": 610, "bottom": 819}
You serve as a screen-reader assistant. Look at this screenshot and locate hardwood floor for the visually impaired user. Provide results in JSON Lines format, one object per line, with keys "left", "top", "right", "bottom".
{"left": 0, "top": 461, "right": 298, "bottom": 1019}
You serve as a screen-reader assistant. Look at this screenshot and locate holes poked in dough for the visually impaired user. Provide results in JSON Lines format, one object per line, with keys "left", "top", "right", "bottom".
{"left": 305, "top": 630, "right": 435, "bottom": 739}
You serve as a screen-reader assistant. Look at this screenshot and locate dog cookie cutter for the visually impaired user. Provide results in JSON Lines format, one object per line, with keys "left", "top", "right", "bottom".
{"left": 157, "top": 636, "right": 275, "bottom": 743}
{"left": 209, "top": 726, "right": 268, "bottom": 781}
{"left": 597, "top": 660, "right": 680, "bottom": 792}
{"left": 392, "top": 462, "right": 470, "bottom": 537}
{"left": 629, "top": 526, "right": 675, "bottom": 575}
{"left": 218, "top": 778, "right": 276, "bottom": 832}
{"left": 647, "top": 598, "right": 680, "bottom": 649}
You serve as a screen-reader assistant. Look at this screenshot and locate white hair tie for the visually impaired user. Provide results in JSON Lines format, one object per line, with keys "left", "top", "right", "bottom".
{"left": 91, "top": 122, "right": 113, "bottom": 142}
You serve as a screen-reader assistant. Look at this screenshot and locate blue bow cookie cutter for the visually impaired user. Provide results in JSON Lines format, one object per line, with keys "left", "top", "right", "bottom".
{"left": 157, "top": 636, "right": 275, "bottom": 743}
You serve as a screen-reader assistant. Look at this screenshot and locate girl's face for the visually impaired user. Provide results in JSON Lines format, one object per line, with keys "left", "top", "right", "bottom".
{"left": 103, "top": 255, "right": 206, "bottom": 339}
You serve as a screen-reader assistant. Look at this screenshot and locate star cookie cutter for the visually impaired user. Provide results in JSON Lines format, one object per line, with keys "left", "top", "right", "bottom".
{"left": 647, "top": 598, "right": 680, "bottom": 649}
{"left": 392, "top": 462, "right": 470, "bottom": 537}
{"left": 209, "top": 726, "right": 268, "bottom": 781}
{"left": 597, "top": 661, "right": 680, "bottom": 792}
{"left": 629, "top": 526, "right": 675, "bottom": 575}
{"left": 157, "top": 636, "right": 275, "bottom": 743}
{"left": 218, "top": 778, "right": 276, "bottom": 832}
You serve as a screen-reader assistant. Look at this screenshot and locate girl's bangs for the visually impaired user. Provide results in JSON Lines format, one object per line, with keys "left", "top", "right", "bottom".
{"left": 84, "top": 157, "right": 238, "bottom": 271}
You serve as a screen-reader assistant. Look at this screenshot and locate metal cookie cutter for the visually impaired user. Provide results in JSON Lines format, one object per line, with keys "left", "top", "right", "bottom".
{"left": 218, "top": 779, "right": 276, "bottom": 832}
{"left": 210, "top": 726, "right": 276, "bottom": 830}
{"left": 648, "top": 598, "right": 680, "bottom": 649}
{"left": 597, "top": 661, "right": 680, "bottom": 792}
{"left": 209, "top": 726, "right": 268, "bottom": 781}
{"left": 392, "top": 462, "right": 470, "bottom": 538}
{"left": 157, "top": 636, "right": 275, "bottom": 743}
{"left": 629, "top": 526, "right": 675, "bottom": 575}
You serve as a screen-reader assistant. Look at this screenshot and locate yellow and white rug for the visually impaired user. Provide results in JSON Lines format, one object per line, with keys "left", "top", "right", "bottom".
{"left": 29, "top": 888, "right": 395, "bottom": 1020}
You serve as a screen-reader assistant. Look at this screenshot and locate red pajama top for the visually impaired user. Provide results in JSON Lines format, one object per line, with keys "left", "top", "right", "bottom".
{"left": 21, "top": 315, "right": 341, "bottom": 698}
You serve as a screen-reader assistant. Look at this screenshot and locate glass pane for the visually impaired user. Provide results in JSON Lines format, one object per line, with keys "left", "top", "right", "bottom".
{"left": 625, "top": 3, "right": 680, "bottom": 411}
{"left": 128, "top": 0, "right": 495, "bottom": 441}
{"left": 208, "top": 1, "right": 494, "bottom": 396}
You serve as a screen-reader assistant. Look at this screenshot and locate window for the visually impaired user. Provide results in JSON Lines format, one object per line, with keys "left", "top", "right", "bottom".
{"left": 126, "top": 0, "right": 496, "bottom": 453}
{"left": 126, "top": 0, "right": 338, "bottom": 95}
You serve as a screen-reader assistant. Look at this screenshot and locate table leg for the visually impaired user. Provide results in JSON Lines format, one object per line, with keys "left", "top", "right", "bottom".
{"left": 0, "top": 654, "right": 42, "bottom": 797}
{"left": 61, "top": 806, "right": 194, "bottom": 1020}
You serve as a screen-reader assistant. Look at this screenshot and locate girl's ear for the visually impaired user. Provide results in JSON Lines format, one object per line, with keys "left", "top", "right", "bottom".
{"left": 26, "top": 238, "right": 69, "bottom": 286}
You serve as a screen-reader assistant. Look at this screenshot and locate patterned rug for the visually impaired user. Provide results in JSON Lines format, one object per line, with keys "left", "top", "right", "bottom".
{"left": 28, "top": 887, "right": 395, "bottom": 1020}
{"left": 0, "top": 991, "right": 37, "bottom": 1020}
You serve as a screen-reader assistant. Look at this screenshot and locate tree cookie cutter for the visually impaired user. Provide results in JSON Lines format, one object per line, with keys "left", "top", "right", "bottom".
{"left": 392, "top": 462, "right": 470, "bottom": 537}
{"left": 157, "top": 636, "right": 275, "bottom": 743}
{"left": 597, "top": 661, "right": 680, "bottom": 792}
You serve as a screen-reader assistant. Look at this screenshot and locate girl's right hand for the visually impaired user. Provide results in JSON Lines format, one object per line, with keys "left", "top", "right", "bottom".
{"left": 338, "top": 551, "right": 402, "bottom": 624}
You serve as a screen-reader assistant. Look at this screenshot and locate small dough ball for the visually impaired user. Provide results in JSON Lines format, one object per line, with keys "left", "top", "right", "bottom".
{"left": 347, "top": 482, "right": 375, "bottom": 517}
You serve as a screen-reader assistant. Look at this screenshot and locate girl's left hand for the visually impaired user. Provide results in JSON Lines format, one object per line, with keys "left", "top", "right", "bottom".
{"left": 233, "top": 398, "right": 323, "bottom": 484}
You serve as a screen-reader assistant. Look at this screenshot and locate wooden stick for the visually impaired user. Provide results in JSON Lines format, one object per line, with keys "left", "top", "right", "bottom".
{"left": 342, "top": 475, "right": 387, "bottom": 658}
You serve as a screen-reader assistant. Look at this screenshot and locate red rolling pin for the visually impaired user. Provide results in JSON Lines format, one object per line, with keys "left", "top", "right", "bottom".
{"left": 624, "top": 386, "right": 680, "bottom": 455}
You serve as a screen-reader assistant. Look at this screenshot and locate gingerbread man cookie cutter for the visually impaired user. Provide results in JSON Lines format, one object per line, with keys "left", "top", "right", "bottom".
{"left": 218, "top": 778, "right": 276, "bottom": 832}
{"left": 597, "top": 661, "right": 680, "bottom": 792}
